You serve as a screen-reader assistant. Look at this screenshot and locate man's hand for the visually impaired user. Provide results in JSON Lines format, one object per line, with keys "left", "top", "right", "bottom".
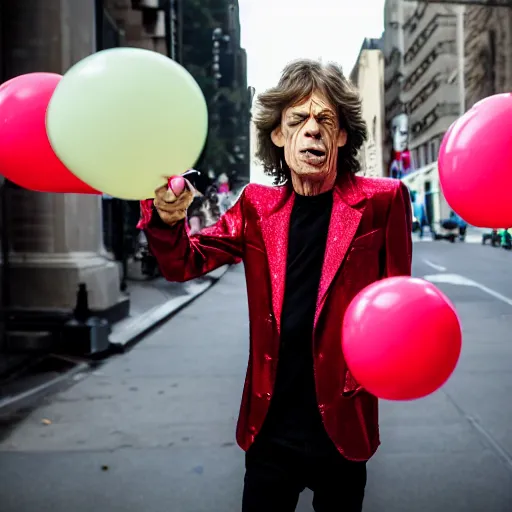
{"left": 153, "top": 178, "right": 195, "bottom": 226}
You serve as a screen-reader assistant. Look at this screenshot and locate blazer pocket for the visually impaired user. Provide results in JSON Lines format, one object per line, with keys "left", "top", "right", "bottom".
{"left": 350, "top": 228, "right": 384, "bottom": 251}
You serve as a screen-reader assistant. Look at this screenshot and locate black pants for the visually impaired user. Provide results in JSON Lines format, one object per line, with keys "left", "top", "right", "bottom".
{"left": 242, "top": 438, "right": 367, "bottom": 512}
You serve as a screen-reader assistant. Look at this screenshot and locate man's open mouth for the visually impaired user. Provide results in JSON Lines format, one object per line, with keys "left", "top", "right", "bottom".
{"left": 301, "top": 148, "right": 325, "bottom": 157}
{"left": 300, "top": 148, "right": 327, "bottom": 165}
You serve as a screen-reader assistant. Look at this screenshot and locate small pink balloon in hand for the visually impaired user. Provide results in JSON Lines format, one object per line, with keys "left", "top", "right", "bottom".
{"left": 168, "top": 175, "right": 186, "bottom": 197}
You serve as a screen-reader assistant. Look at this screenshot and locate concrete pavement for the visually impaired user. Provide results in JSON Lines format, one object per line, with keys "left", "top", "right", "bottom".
{"left": 111, "top": 261, "right": 230, "bottom": 348}
{"left": 1, "top": 242, "right": 512, "bottom": 511}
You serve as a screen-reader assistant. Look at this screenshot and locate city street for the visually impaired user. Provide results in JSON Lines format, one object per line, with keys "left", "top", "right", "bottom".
{"left": 1, "top": 240, "right": 512, "bottom": 511}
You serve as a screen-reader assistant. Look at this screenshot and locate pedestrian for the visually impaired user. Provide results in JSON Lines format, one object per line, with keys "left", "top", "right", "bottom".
{"left": 412, "top": 193, "right": 428, "bottom": 239}
{"left": 449, "top": 210, "right": 468, "bottom": 241}
{"left": 187, "top": 194, "right": 204, "bottom": 235}
{"left": 138, "top": 59, "right": 412, "bottom": 512}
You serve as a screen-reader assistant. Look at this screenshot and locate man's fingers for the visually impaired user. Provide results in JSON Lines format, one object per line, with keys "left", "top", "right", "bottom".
{"left": 155, "top": 178, "right": 195, "bottom": 199}
{"left": 153, "top": 177, "right": 195, "bottom": 228}
{"left": 162, "top": 187, "right": 178, "bottom": 203}
{"left": 155, "top": 189, "right": 192, "bottom": 210}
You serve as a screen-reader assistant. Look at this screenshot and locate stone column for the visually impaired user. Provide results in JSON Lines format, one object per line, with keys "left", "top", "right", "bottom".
{"left": 1, "top": 0, "right": 124, "bottom": 313}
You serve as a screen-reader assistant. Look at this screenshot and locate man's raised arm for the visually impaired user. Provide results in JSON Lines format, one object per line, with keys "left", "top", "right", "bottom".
{"left": 137, "top": 182, "right": 246, "bottom": 282}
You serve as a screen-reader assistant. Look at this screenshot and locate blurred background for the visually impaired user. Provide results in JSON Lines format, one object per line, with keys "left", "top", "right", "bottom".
{"left": 0, "top": 0, "right": 252, "bottom": 373}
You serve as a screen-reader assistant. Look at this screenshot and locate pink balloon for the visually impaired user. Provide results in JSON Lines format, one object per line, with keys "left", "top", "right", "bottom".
{"left": 342, "top": 277, "right": 462, "bottom": 401}
{"left": 0, "top": 73, "right": 100, "bottom": 194}
{"left": 169, "top": 176, "right": 186, "bottom": 196}
{"left": 438, "top": 93, "right": 512, "bottom": 228}
{"left": 437, "top": 120, "right": 455, "bottom": 176}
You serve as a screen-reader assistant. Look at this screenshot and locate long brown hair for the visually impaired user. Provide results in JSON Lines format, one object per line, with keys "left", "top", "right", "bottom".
{"left": 253, "top": 59, "right": 367, "bottom": 185}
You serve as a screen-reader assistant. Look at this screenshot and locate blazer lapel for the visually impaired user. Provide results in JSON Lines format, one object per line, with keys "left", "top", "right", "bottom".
{"left": 314, "top": 179, "right": 367, "bottom": 328}
{"left": 261, "top": 189, "right": 295, "bottom": 333}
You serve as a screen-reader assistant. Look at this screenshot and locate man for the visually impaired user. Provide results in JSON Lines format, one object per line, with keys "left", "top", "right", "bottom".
{"left": 138, "top": 59, "right": 412, "bottom": 512}
{"left": 411, "top": 191, "right": 428, "bottom": 239}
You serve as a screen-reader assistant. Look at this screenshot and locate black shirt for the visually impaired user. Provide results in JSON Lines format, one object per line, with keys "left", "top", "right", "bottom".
{"left": 259, "top": 190, "right": 336, "bottom": 454}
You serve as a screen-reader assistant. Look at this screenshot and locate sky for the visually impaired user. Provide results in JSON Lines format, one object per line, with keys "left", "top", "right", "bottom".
{"left": 239, "top": 0, "right": 386, "bottom": 95}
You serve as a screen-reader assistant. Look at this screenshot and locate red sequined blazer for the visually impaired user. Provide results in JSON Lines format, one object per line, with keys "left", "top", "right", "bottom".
{"left": 138, "top": 176, "right": 413, "bottom": 461}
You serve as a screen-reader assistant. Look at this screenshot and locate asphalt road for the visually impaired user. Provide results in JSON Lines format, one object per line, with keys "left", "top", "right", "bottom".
{"left": 1, "top": 239, "right": 512, "bottom": 511}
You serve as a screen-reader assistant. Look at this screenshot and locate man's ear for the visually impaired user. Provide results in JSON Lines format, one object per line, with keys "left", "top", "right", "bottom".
{"left": 337, "top": 129, "right": 348, "bottom": 148}
{"left": 271, "top": 126, "right": 285, "bottom": 148}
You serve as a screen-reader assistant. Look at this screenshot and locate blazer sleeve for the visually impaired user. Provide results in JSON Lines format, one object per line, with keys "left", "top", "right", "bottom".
{"left": 385, "top": 181, "right": 413, "bottom": 278}
{"left": 137, "top": 188, "right": 247, "bottom": 282}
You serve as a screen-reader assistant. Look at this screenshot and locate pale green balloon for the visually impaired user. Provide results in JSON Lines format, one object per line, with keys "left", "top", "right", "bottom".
{"left": 46, "top": 47, "right": 208, "bottom": 200}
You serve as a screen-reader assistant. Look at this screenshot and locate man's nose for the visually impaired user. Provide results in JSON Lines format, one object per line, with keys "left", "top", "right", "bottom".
{"left": 304, "top": 118, "right": 321, "bottom": 139}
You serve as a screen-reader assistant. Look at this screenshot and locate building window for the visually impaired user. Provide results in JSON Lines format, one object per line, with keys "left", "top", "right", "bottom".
{"left": 431, "top": 139, "right": 439, "bottom": 162}
{"left": 418, "top": 145, "right": 426, "bottom": 168}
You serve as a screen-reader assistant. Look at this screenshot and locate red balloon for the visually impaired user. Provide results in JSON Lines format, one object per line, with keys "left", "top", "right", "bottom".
{"left": 0, "top": 73, "right": 99, "bottom": 194}
{"left": 438, "top": 93, "right": 512, "bottom": 228}
{"left": 342, "top": 277, "right": 462, "bottom": 401}
{"left": 437, "top": 120, "right": 455, "bottom": 176}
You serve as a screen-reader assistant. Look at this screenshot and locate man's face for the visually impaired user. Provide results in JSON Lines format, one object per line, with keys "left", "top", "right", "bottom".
{"left": 271, "top": 91, "right": 347, "bottom": 183}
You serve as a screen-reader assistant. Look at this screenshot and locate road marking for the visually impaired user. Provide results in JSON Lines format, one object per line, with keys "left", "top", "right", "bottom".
{"left": 422, "top": 259, "right": 447, "bottom": 272}
{"left": 424, "top": 273, "right": 512, "bottom": 307}
{"left": 413, "top": 235, "right": 482, "bottom": 244}
{"left": 443, "top": 391, "right": 512, "bottom": 471}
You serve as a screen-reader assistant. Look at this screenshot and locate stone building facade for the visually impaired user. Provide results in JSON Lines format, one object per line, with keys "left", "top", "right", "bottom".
{"left": 350, "top": 38, "right": 387, "bottom": 178}
{"left": 382, "top": 0, "right": 417, "bottom": 176}
{"left": 401, "top": 2, "right": 460, "bottom": 170}
{"left": 0, "top": 0, "right": 180, "bottom": 324}
{"left": 383, "top": 0, "right": 461, "bottom": 174}
{"left": 464, "top": 4, "right": 512, "bottom": 109}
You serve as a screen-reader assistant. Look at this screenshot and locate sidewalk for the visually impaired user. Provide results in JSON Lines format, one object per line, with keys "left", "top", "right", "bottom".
{"left": 0, "top": 261, "right": 229, "bottom": 416}
{"left": 111, "top": 260, "right": 229, "bottom": 349}
{"left": 1, "top": 264, "right": 512, "bottom": 511}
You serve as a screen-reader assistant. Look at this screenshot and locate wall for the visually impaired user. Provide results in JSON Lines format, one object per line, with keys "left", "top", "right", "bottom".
{"left": 382, "top": 0, "right": 418, "bottom": 175}
{"left": 353, "top": 49, "right": 386, "bottom": 177}
{"left": 249, "top": 100, "right": 273, "bottom": 186}
{"left": 402, "top": 3, "right": 458, "bottom": 163}
{"left": 0, "top": 0, "right": 122, "bottom": 311}
{"left": 464, "top": 5, "right": 512, "bottom": 109}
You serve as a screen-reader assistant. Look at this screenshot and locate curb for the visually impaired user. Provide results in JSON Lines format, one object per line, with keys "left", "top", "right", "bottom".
{"left": 109, "top": 264, "right": 230, "bottom": 352}
{"left": 0, "top": 267, "right": 230, "bottom": 416}
{"left": 0, "top": 361, "right": 90, "bottom": 417}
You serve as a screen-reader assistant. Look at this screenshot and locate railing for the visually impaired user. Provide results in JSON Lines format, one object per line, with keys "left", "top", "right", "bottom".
{"left": 404, "top": 14, "right": 455, "bottom": 65}
{"left": 411, "top": 102, "right": 459, "bottom": 137}
{"left": 407, "top": 72, "right": 444, "bottom": 114}
{"left": 403, "top": 39, "right": 457, "bottom": 93}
